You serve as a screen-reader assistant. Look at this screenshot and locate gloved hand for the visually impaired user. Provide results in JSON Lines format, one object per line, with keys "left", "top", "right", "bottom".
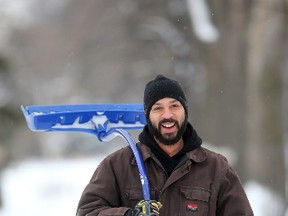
{"left": 126, "top": 200, "right": 162, "bottom": 216}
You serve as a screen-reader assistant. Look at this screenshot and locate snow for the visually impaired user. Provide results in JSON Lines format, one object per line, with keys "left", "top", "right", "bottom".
{"left": 245, "top": 181, "right": 285, "bottom": 216}
{"left": 0, "top": 157, "right": 286, "bottom": 216}
{"left": 186, "top": 0, "right": 219, "bottom": 43}
{"left": 52, "top": 115, "right": 145, "bottom": 131}
{"left": 0, "top": 157, "right": 104, "bottom": 216}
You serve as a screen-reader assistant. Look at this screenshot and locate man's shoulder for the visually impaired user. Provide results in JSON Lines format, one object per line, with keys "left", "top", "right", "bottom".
{"left": 106, "top": 145, "right": 133, "bottom": 159}
{"left": 190, "top": 146, "right": 230, "bottom": 165}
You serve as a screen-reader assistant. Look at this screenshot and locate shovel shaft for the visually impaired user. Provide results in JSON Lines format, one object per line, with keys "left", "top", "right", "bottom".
{"left": 100, "top": 129, "right": 151, "bottom": 200}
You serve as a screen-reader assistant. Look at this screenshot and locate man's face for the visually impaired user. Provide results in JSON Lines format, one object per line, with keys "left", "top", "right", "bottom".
{"left": 148, "top": 97, "right": 187, "bottom": 145}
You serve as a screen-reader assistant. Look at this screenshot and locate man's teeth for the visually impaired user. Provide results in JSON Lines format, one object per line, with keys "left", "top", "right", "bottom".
{"left": 162, "top": 123, "right": 175, "bottom": 128}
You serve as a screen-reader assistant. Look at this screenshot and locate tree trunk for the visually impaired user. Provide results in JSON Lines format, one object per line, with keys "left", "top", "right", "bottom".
{"left": 245, "top": 0, "right": 285, "bottom": 205}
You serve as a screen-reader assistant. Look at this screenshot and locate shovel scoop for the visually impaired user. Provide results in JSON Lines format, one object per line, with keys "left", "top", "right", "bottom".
{"left": 21, "top": 103, "right": 151, "bottom": 200}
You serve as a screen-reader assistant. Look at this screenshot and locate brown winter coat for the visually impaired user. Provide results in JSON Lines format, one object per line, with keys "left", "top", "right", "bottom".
{"left": 76, "top": 143, "right": 254, "bottom": 216}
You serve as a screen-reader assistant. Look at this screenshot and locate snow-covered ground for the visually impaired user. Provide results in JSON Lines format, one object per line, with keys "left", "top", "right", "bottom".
{"left": 0, "top": 157, "right": 286, "bottom": 216}
{"left": 0, "top": 157, "right": 104, "bottom": 216}
{"left": 245, "top": 181, "right": 285, "bottom": 216}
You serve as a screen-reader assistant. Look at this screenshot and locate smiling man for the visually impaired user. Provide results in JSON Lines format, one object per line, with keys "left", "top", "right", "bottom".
{"left": 76, "top": 75, "right": 254, "bottom": 216}
{"left": 149, "top": 98, "right": 186, "bottom": 146}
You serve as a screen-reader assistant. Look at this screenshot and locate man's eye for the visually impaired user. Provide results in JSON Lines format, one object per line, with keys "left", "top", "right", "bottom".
{"left": 171, "top": 104, "right": 180, "bottom": 108}
{"left": 153, "top": 107, "right": 162, "bottom": 111}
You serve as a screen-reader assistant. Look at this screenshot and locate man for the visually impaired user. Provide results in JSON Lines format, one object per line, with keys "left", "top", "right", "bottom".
{"left": 76, "top": 75, "right": 254, "bottom": 216}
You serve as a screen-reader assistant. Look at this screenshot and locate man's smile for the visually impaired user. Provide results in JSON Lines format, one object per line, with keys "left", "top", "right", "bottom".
{"left": 162, "top": 122, "right": 176, "bottom": 128}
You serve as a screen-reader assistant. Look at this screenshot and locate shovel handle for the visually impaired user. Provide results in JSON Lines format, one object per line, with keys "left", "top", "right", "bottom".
{"left": 100, "top": 129, "right": 151, "bottom": 200}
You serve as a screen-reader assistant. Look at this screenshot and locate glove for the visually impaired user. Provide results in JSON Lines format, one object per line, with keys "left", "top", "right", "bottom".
{"left": 126, "top": 200, "right": 162, "bottom": 216}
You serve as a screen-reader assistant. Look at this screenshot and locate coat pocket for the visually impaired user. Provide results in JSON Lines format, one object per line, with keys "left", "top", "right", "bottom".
{"left": 180, "top": 186, "right": 210, "bottom": 216}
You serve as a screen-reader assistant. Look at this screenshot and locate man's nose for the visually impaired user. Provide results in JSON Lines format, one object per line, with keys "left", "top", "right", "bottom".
{"left": 162, "top": 108, "right": 173, "bottom": 119}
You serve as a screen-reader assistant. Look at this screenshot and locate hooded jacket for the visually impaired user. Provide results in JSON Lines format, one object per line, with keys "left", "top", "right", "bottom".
{"left": 76, "top": 132, "right": 253, "bottom": 216}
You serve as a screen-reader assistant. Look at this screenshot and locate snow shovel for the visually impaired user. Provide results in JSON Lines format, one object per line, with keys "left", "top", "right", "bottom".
{"left": 21, "top": 103, "right": 151, "bottom": 200}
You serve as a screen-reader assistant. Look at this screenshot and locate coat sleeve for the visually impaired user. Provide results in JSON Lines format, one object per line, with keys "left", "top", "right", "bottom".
{"left": 216, "top": 165, "right": 254, "bottom": 216}
{"left": 76, "top": 156, "right": 131, "bottom": 216}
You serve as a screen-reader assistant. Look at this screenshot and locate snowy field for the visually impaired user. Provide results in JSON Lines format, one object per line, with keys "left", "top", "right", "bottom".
{"left": 0, "top": 157, "right": 286, "bottom": 216}
{"left": 0, "top": 157, "right": 104, "bottom": 216}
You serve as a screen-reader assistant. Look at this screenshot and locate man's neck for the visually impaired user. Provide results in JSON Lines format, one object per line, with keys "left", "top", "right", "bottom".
{"left": 155, "top": 138, "right": 184, "bottom": 157}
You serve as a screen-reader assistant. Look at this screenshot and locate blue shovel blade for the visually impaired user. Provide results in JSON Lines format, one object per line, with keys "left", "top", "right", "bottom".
{"left": 21, "top": 104, "right": 146, "bottom": 137}
{"left": 21, "top": 104, "right": 150, "bottom": 199}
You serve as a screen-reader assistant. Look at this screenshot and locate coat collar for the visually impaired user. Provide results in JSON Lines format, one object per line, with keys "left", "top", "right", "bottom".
{"left": 137, "top": 143, "right": 207, "bottom": 163}
{"left": 185, "top": 146, "right": 207, "bottom": 163}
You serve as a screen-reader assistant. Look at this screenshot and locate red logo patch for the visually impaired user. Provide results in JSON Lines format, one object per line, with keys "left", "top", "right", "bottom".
{"left": 186, "top": 203, "right": 198, "bottom": 212}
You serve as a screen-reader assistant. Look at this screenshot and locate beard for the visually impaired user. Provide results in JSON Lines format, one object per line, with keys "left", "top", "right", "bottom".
{"left": 147, "top": 115, "right": 187, "bottom": 145}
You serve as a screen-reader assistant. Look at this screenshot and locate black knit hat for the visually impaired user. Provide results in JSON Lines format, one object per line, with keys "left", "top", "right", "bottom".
{"left": 144, "top": 75, "right": 188, "bottom": 119}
